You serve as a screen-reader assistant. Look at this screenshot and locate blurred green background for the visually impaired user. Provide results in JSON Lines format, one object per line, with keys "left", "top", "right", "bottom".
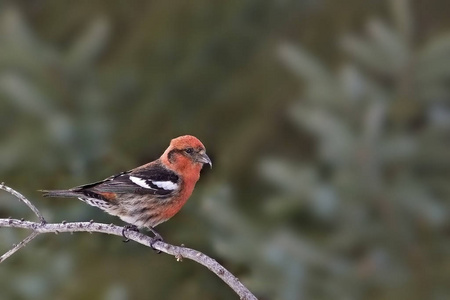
{"left": 1, "top": 0, "right": 450, "bottom": 299}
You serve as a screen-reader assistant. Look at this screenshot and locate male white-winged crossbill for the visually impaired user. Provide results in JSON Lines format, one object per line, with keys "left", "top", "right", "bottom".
{"left": 41, "top": 135, "right": 211, "bottom": 242}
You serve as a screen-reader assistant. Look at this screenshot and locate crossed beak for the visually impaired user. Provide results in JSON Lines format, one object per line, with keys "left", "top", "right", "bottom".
{"left": 196, "top": 152, "right": 212, "bottom": 168}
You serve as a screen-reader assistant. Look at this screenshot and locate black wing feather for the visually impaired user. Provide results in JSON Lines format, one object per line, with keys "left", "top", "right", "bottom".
{"left": 73, "top": 162, "right": 179, "bottom": 198}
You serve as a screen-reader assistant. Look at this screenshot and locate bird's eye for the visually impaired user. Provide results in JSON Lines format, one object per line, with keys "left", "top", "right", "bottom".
{"left": 185, "top": 148, "right": 194, "bottom": 154}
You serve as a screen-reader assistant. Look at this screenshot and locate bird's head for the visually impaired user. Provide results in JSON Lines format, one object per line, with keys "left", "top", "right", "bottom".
{"left": 162, "top": 135, "right": 212, "bottom": 172}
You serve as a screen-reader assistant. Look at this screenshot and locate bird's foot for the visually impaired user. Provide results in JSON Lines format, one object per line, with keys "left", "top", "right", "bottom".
{"left": 122, "top": 224, "right": 139, "bottom": 243}
{"left": 149, "top": 227, "right": 163, "bottom": 253}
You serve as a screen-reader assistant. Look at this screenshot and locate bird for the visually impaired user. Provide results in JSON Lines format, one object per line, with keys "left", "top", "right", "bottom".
{"left": 40, "top": 135, "right": 212, "bottom": 244}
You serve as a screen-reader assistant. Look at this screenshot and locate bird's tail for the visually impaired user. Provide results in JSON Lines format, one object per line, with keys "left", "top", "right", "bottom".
{"left": 39, "top": 189, "right": 81, "bottom": 198}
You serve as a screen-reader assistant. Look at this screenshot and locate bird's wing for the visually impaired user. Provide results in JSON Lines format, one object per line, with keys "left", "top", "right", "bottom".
{"left": 74, "top": 162, "right": 180, "bottom": 198}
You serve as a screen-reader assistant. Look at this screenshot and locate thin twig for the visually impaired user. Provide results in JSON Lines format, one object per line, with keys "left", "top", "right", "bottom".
{"left": 0, "top": 231, "right": 39, "bottom": 263}
{"left": 0, "top": 184, "right": 257, "bottom": 300}
{"left": 0, "top": 183, "right": 46, "bottom": 223}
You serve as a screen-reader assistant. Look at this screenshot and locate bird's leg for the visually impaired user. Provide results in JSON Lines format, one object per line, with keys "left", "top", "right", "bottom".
{"left": 148, "top": 227, "right": 163, "bottom": 253}
{"left": 149, "top": 227, "right": 163, "bottom": 241}
{"left": 122, "top": 224, "right": 139, "bottom": 243}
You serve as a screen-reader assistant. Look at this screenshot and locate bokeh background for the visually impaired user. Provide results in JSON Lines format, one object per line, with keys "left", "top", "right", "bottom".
{"left": 1, "top": 1, "right": 449, "bottom": 299}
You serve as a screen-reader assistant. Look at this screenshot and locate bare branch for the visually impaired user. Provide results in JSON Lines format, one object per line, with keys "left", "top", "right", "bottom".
{"left": 0, "top": 184, "right": 258, "bottom": 300}
{"left": 0, "top": 231, "right": 39, "bottom": 263}
{"left": 0, "top": 219, "right": 257, "bottom": 300}
{"left": 0, "top": 182, "right": 46, "bottom": 223}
